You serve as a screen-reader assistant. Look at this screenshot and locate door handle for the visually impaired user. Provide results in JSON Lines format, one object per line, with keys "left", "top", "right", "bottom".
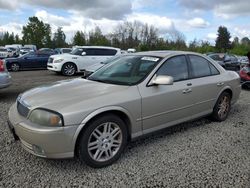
{"left": 182, "top": 88, "right": 192, "bottom": 94}
{"left": 217, "top": 82, "right": 224, "bottom": 86}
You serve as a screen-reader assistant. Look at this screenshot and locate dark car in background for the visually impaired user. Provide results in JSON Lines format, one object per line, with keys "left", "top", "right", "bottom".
{"left": 5, "top": 52, "right": 51, "bottom": 71}
{"left": 207, "top": 53, "right": 240, "bottom": 71}
{"left": 54, "top": 48, "right": 72, "bottom": 54}
{"left": 38, "top": 48, "right": 56, "bottom": 55}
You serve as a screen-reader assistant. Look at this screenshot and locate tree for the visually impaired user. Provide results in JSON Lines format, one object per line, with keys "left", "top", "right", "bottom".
{"left": 53, "top": 27, "right": 66, "bottom": 48}
{"left": 89, "top": 26, "right": 110, "bottom": 46}
{"left": 73, "top": 31, "right": 86, "bottom": 46}
{"left": 22, "top": 16, "right": 52, "bottom": 48}
{"left": 241, "top": 37, "right": 250, "bottom": 46}
{"left": 215, "top": 26, "right": 231, "bottom": 52}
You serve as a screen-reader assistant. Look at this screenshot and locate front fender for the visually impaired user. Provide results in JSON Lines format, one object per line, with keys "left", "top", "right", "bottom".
{"left": 72, "top": 106, "right": 135, "bottom": 149}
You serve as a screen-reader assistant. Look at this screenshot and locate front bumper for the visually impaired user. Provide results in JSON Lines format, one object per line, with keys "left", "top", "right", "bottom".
{"left": 8, "top": 104, "right": 79, "bottom": 159}
{"left": 47, "top": 63, "right": 63, "bottom": 72}
{"left": 0, "top": 72, "right": 11, "bottom": 89}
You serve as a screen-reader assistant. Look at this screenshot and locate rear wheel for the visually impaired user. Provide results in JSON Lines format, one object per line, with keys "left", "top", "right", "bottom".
{"left": 62, "top": 63, "right": 76, "bottom": 76}
{"left": 11, "top": 63, "right": 20, "bottom": 72}
{"left": 212, "top": 92, "right": 231, "bottom": 121}
{"left": 77, "top": 114, "right": 128, "bottom": 168}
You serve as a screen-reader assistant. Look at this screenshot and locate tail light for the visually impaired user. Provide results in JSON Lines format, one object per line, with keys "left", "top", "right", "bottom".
{"left": 0, "top": 60, "right": 5, "bottom": 72}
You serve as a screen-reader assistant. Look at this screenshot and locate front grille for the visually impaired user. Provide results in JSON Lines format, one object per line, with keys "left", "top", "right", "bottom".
{"left": 48, "top": 58, "right": 53, "bottom": 63}
{"left": 17, "top": 101, "right": 30, "bottom": 117}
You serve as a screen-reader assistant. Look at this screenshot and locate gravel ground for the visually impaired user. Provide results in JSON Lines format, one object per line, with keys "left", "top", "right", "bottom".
{"left": 0, "top": 70, "right": 249, "bottom": 187}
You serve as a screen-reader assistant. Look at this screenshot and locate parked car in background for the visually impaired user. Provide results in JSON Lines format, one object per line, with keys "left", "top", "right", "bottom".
{"left": 38, "top": 48, "right": 56, "bottom": 55}
{"left": 239, "top": 65, "right": 250, "bottom": 88}
{"left": 0, "top": 47, "right": 10, "bottom": 59}
{"left": 47, "top": 46, "right": 121, "bottom": 76}
{"left": 5, "top": 52, "right": 50, "bottom": 71}
{"left": 24, "top": 45, "right": 37, "bottom": 52}
{"left": 54, "top": 48, "right": 72, "bottom": 54}
{"left": 8, "top": 51, "right": 240, "bottom": 168}
{"left": 6, "top": 47, "right": 19, "bottom": 57}
{"left": 0, "top": 59, "right": 11, "bottom": 89}
{"left": 207, "top": 53, "right": 240, "bottom": 71}
{"left": 20, "top": 47, "right": 34, "bottom": 55}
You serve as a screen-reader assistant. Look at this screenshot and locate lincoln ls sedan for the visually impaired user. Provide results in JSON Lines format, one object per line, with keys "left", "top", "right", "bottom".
{"left": 8, "top": 51, "right": 241, "bottom": 168}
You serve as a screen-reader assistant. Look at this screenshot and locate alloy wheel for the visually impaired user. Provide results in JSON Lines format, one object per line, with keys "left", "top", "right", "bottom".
{"left": 87, "top": 122, "right": 122, "bottom": 162}
{"left": 63, "top": 64, "right": 76, "bottom": 76}
{"left": 218, "top": 95, "right": 230, "bottom": 119}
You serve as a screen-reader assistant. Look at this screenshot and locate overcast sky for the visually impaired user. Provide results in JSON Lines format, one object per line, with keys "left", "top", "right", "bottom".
{"left": 0, "top": 0, "right": 250, "bottom": 44}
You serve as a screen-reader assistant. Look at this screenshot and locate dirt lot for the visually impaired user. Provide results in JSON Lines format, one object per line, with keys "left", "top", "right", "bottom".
{"left": 0, "top": 70, "right": 249, "bottom": 187}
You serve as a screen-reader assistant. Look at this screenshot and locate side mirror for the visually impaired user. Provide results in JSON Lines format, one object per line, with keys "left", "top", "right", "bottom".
{"left": 81, "top": 52, "right": 86, "bottom": 56}
{"left": 149, "top": 75, "right": 174, "bottom": 86}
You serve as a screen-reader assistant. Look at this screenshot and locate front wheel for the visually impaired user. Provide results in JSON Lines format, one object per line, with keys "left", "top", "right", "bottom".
{"left": 77, "top": 114, "right": 128, "bottom": 168}
{"left": 11, "top": 63, "right": 20, "bottom": 72}
{"left": 212, "top": 92, "right": 231, "bottom": 121}
{"left": 62, "top": 63, "right": 76, "bottom": 76}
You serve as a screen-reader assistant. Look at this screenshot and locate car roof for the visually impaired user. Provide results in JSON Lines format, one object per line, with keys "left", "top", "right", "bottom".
{"left": 74, "top": 46, "right": 120, "bottom": 50}
{"left": 133, "top": 50, "right": 203, "bottom": 58}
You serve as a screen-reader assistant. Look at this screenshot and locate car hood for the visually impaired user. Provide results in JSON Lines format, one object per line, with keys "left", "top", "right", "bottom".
{"left": 19, "top": 78, "right": 130, "bottom": 112}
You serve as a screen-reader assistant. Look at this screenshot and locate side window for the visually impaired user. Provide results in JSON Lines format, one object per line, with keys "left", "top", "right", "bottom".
{"left": 156, "top": 55, "right": 188, "bottom": 82}
{"left": 85, "top": 49, "right": 95, "bottom": 56}
{"left": 210, "top": 64, "right": 220, "bottom": 75}
{"left": 93, "top": 49, "right": 117, "bottom": 56}
{"left": 189, "top": 55, "right": 219, "bottom": 78}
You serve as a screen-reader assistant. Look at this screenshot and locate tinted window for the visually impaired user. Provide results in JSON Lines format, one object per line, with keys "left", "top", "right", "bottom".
{"left": 62, "top": 49, "right": 72, "bottom": 53}
{"left": 89, "top": 49, "right": 117, "bottom": 56}
{"left": 189, "top": 55, "right": 219, "bottom": 78}
{"left": 209, "top": 54, "right": 224, "bottom": 61}
{"left": 156, "top": 55, "right": 188, "bottom": 82}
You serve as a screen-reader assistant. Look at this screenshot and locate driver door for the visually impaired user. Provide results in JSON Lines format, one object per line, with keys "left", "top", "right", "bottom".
{"left": 138, "top": 55, "right": 195, "bottom": 133}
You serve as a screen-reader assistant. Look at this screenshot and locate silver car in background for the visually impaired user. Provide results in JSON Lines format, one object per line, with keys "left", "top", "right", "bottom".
{"left": 0, "top": 59, "right": 11, "bottom": 89}
{"left": 8, "top": 51, "right": 241, "bottom": 168}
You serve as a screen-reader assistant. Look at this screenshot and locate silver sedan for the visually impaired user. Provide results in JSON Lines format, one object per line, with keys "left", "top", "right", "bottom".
{"left": 0, "top": 60, "right": 11, "bottom": 89}
{"left": 8, "top": 51, "right": 241, "bottom": 168}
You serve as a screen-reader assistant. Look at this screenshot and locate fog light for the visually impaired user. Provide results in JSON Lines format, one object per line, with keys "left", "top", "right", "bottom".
{"left": 32, "top": 145, "right": 45, "bottom": 155}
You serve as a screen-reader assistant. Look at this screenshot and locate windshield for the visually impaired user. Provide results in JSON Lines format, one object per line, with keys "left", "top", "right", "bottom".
{"left": 71, "top": 48, "right": 84, "bottom": 55}
{"left": 88, "top": 55, "right": 161, "bottom": 86}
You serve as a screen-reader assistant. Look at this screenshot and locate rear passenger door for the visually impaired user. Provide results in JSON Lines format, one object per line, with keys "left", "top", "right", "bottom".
{"left": 186, "top": 55, "right": 222, "bottom": 114}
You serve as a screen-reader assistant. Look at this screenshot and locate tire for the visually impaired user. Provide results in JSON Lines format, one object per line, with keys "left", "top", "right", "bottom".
{"left": 62, "top": 63, "right": 76, "bottom": 76}
{"left": 11, "top": 63, "right": 20, "bottom": 72}
{"left": 77, "top": 114, "right": 128, "bottom": 168}
{"left": 212, "top": 92, "right": 231, "bottom": 121}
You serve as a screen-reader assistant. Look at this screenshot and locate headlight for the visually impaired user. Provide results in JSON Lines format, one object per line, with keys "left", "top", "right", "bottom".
{"left": 54, "top": 59, "right": 64, "bottom": 63}
{"left": 28, "top": 109, "right": 63, "bottom": 127}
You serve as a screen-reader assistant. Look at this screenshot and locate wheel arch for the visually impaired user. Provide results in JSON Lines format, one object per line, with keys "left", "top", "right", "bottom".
{"left": 214, "top": 86, "right": 233, "bottom": 107}
{"left": 62, "top": 61, "right": 78, "bottom": 72}
{"left": 10, "top": 62, "right": 21, "bottom": 70}
{"left": 73, "top": 107, "right": 133, "bottom": 156}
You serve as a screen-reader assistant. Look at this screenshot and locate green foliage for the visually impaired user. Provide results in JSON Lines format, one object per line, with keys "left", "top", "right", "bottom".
{"left": 22, "top": 16, "right": 52, "bottom": 48}
{"left": 0, "top": 32, "right": 20, "bottom": 46}
{"left": 73, "top": 31, "right": 86, "bottom": 46}
{"left": 89, "top": 27, "right": 110, "bottom": 46}
{"left": 53, "top": 27, "right": 66, "bottom": 48}
{"left": 215, "top": 26, "right": 231, "bottom": 52}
